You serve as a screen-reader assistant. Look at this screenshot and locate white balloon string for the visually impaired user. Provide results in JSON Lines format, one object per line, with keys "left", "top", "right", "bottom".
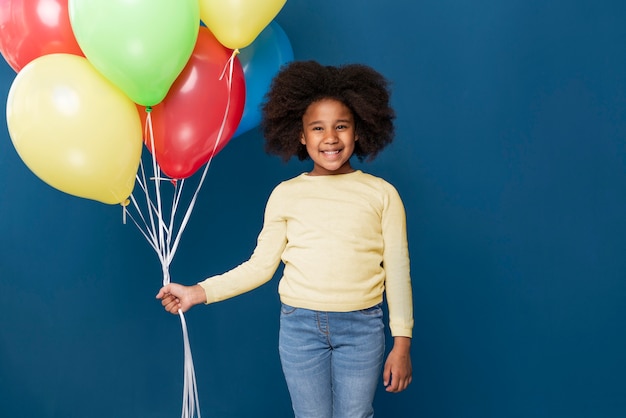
{"left": 168, "top": 159, "right": 209, "bottom": 264}
{"left": 168, "top": 179, "right": 185, "bottom": 253}
{"left": 135, "top": 141, "right": 160, "bottom": 256}
{"left": 168, "top": 52, "right": 236, "bottom": 263}
{"left": 179, "top": 309, "right": 201, "bottom": 418}
{"left": 219, "top": 49, "right": 239, "bottom": 81}
{"left": 128, "top": 77, "right": 242, "bottom": 417}
{"left": 129, "top": 108, "right": 203, "bottom": 418}
{"left": 215, "top": 50, "right": 236, "bottom": 156}
{"left": 144, "top": 111, "right": 172, "bottom": 285}
{"left": 124, "top": 205, "right": 161, "bottom": 256}
{"left": 128, "top": 184, "right": 159, "bottom": 248}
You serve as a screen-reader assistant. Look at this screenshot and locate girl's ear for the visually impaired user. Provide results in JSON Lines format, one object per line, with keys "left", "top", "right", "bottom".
{"left": 300, "top": 132, "right": 306, "bottom": 144}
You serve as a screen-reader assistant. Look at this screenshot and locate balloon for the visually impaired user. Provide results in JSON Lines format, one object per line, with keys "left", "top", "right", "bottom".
{"left": 199, "top": 0, "right": 287, "bottom": 49}
{"left": 69, "top": 0, "right": 199, "bottom": 106}
{"left": 0, "top": 0, "right": 84, "bottom": 72}
{"left": 141, "top": 27, "right": 245, "bottom": 179}
{"left": 6, "top": 54, "right": 143, "bottom": 205}
{"left": 234, "top": 21, "right": 293, "bottom": 137}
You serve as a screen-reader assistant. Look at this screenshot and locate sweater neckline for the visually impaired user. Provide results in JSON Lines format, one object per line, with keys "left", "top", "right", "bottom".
{"left": 300, "top": 169, "right": 362, "bottom": 179}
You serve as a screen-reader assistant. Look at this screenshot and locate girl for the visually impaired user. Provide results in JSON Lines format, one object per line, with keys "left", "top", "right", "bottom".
{"left": 157, "top": 60, "right": 413, "bottom": 418}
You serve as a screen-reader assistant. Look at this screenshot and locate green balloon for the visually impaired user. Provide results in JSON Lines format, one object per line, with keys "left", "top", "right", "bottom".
{"left": 69, "top": 0, "right": 199, "bottom": 106}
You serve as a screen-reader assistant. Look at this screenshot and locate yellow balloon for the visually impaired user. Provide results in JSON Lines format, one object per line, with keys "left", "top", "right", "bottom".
{"left": 6, "top": 54, "right": 143, "bottom": 205}
{"left": 199, "top": 0, "right": 287, "bottom": 49}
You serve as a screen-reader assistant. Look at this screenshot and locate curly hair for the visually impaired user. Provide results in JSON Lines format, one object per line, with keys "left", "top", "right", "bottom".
{"left": 261, "top": 60, "right": 395, "bottom": 162}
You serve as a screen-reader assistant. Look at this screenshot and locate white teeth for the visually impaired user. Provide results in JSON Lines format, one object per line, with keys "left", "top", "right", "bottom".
{"left": 323, "top": 150, "right": 339, "bottom": 154}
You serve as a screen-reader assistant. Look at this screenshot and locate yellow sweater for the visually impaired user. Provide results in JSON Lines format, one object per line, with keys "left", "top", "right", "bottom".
{"left": 199, "top": 170, "right": 414, "bottom": 337}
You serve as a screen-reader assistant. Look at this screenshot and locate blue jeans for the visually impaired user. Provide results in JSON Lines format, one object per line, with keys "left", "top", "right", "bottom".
{"left": 279, "top": 303, "right": 385, "bottom": 418}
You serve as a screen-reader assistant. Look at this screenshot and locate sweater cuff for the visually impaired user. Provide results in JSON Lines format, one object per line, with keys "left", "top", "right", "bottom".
{"left": 390, "top": 328, "right": 413, "bottom": 339}
{"left": 197, "top": 279, "right": 215, "bottom": 304}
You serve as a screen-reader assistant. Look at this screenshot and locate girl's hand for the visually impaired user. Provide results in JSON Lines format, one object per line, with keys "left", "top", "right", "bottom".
{"left": 155, "top": 283, "right": 206, "bottom": 314}
{"left": 383, "top": 336, "right": 412, "bottom": 393}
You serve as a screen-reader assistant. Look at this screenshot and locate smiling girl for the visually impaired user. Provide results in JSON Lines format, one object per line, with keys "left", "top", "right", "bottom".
{"left": 157, "top": 61, "right": 414, "bottom": 418}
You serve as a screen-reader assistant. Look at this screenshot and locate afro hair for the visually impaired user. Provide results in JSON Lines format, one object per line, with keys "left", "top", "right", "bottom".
{"left": 261, "top": 60, "right": 395, "bottom": 162}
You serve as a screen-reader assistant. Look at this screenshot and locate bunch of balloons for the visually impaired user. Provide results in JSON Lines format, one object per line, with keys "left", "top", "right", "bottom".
{"left": 2, "top": 2, "right": 294, "bottom": 417}
{"left": 1, "top": 0, "right": 294, "bottom": 204}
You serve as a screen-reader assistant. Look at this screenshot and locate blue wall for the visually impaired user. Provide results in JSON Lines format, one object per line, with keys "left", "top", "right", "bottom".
{"left": 2, "top": 1, "right": 626, "bottom": 417}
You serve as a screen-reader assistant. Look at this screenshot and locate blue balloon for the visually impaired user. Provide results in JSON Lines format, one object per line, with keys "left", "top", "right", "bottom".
{"left": 234, "top": 21, "right": 294, "bottom": 137}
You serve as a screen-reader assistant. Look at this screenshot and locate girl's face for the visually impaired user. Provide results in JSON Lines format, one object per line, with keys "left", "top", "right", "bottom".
{"left": 300, "top": 98, "right": 357, "bottom": 176}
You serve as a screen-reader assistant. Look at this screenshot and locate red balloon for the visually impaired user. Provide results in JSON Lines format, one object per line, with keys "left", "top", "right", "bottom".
{"left": 140, "top": 26, "right": 245, "bottom": 179}
{"left": 0, "top": 0, "right": 84, "bottom": 72}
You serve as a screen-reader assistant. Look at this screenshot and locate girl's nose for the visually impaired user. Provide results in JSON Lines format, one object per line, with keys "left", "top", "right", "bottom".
{"left": 324, "top": 131, "right": 339, "bottom": 143}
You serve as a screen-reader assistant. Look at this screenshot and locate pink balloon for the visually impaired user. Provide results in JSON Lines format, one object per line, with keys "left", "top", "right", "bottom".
{"left": 140, "top": 27, "right": 245, "bottom": 179}
{"left": 0, "top": 0, "right": 83, "bottom": 72}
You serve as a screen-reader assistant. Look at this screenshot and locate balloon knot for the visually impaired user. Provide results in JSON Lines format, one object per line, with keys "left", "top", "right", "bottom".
{"left": 121, "top": 198, "right": 130, "bottom": 207}
{"left": 145, "top": 106, "right": 152, "bottom": 113}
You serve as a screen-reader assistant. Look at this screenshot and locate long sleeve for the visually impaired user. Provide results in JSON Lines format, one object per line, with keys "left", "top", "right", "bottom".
{"left": 381, "top": 183, "right": 414, "bottom": 337}
{"left": 198, "top": 189, "right": 287, "bottom": 303}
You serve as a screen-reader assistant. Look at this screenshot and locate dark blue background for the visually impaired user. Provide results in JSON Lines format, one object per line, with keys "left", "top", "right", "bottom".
{"left": 2, "top": 1, "right": 626, "bottom": 417}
